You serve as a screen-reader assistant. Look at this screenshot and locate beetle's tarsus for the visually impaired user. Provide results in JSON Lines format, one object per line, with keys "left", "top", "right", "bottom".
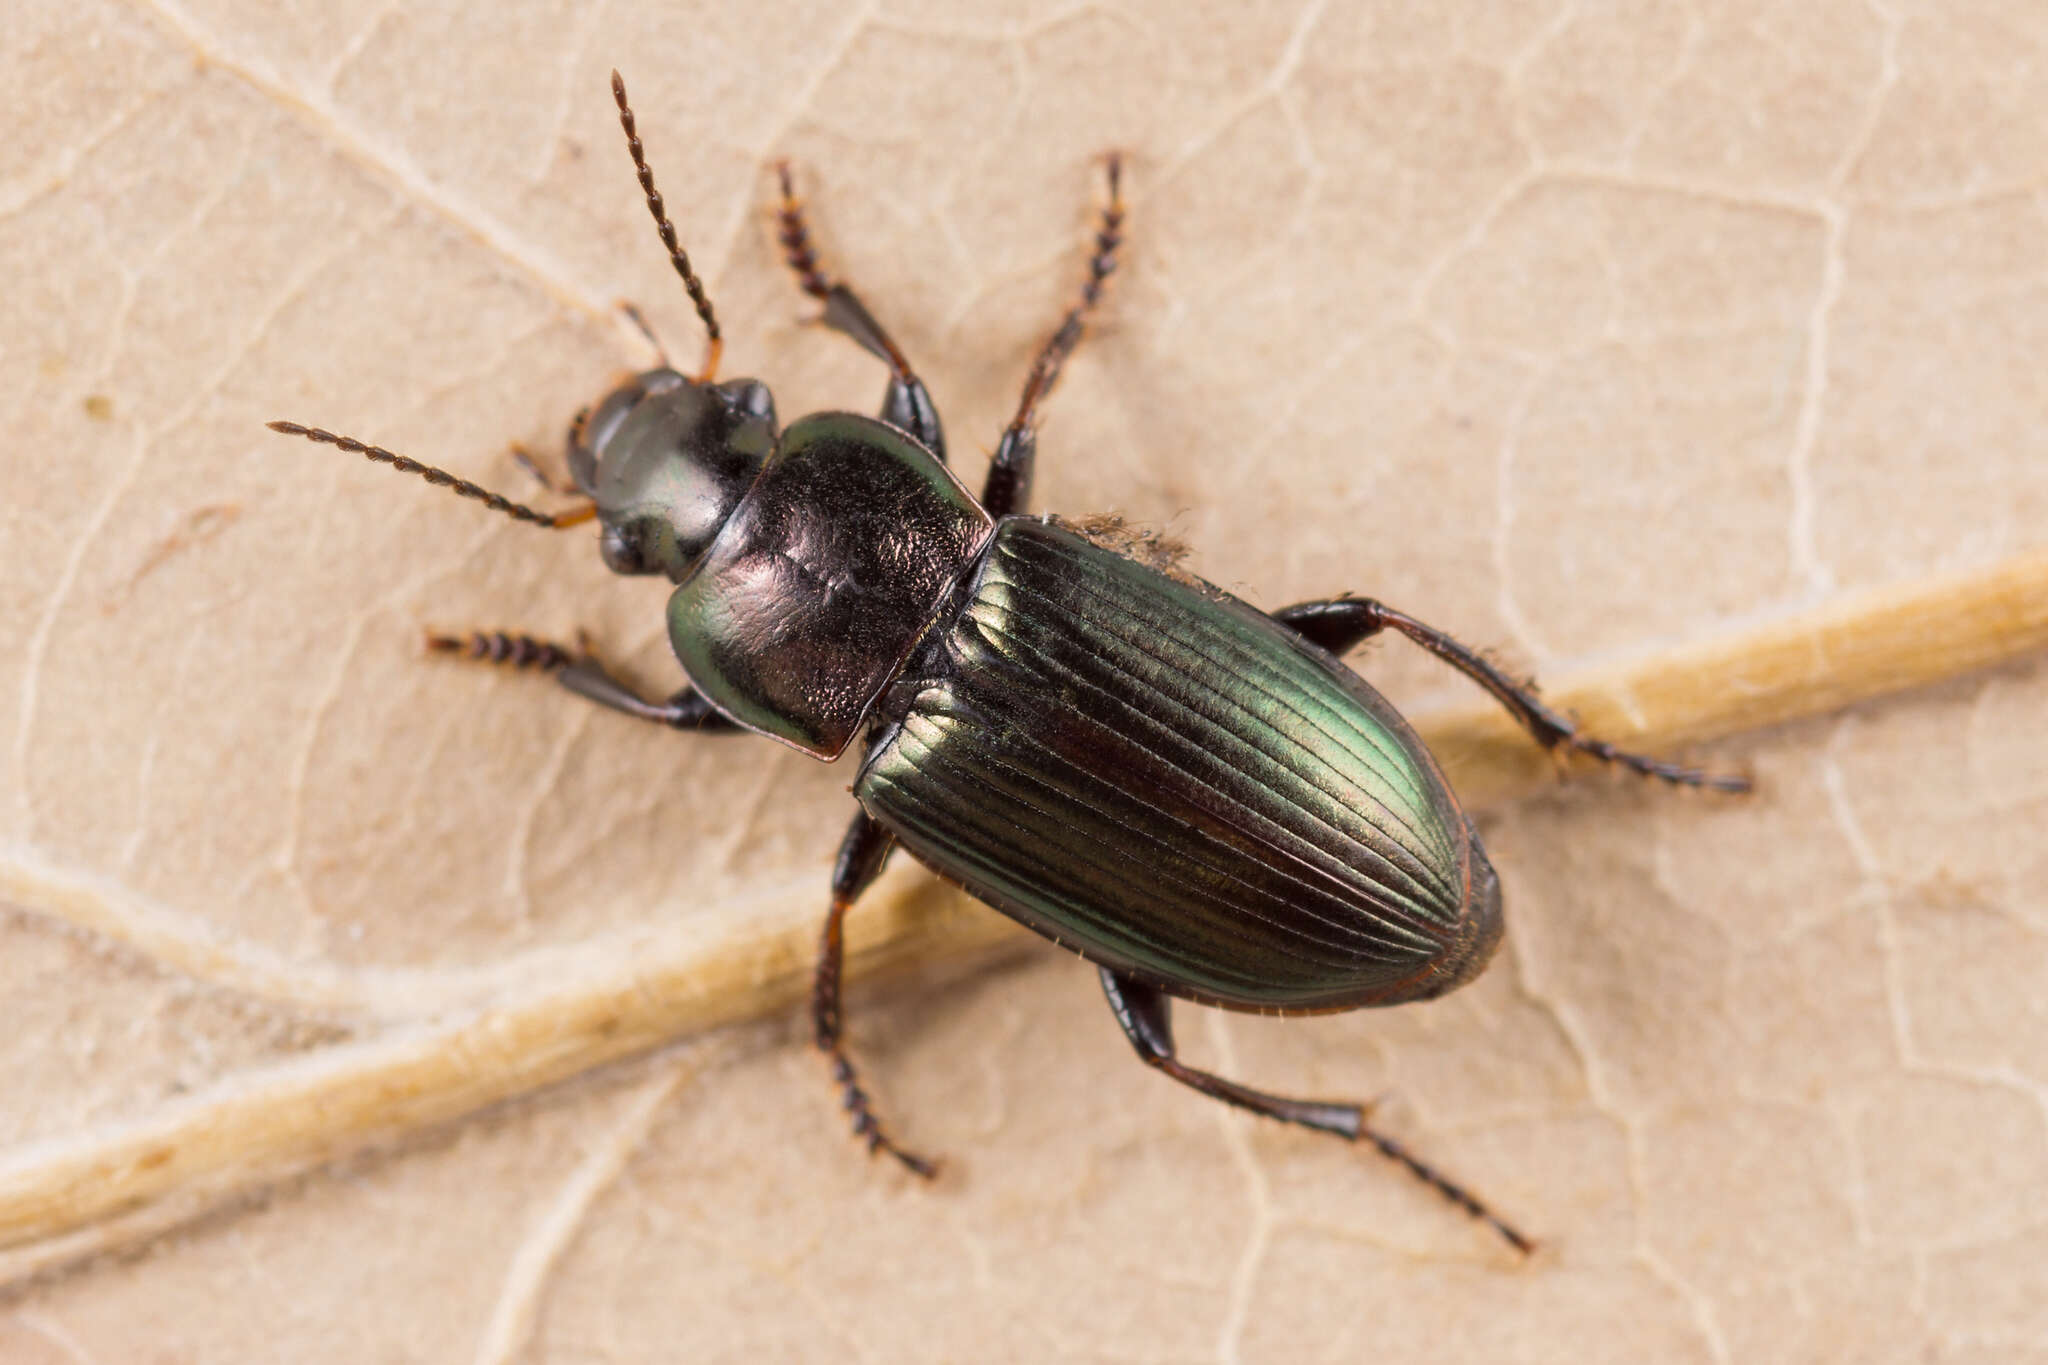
{"left": 981, "top": 156, "right": 1128, "bottom": 518}
{"left": 1002, "top": 153, "right": 1126, "bottom": 440}
{"left": 892, "top": 1148, "right": 940, "bottom": 1180}
{"left": 820, "top": 1027, "right": 938, "bottom": 1180}
{"left": 1564, "top": 733, "right": 1753, "bottom": 792}
{"left": 1356, "top": 1126, "right": 1535, "bottom": 1256}
{"left": 425, "top": 629, "right": 579, "bottom": 672}
{"left": 813, "top": 817, "right": 937, "bottom": 1180}
{"left": 1525, "top": 701, "right": 1752, "bottom": 792}
{"left": 774, "top": 162, "right": 834, "bottom": 302}
{"left": 846, "top": 1091, "right": 939, "bottom": 1178}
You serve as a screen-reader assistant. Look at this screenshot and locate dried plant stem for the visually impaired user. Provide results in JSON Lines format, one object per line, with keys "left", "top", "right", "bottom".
{"left": 0, "top": 870, "right": 1021, "bottom": 1286}
{"left": 2, "top": 545, "right": 2045, "bottom": 1286}
{"left": 1426, "top": 545, "right": 2048, "bottom": 805}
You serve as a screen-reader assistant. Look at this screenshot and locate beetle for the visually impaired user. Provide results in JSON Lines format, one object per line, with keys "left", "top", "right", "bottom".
{"left": 270, "top": 73, "right": 1747, "bottom": 1252}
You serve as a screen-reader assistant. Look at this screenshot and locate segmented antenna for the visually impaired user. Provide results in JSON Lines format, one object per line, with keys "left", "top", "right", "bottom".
{"left": 610, "top": 70, "right": 722, "bottom": 381}
{"left": 266, "top": 421, "right": 597, "bottom": 529}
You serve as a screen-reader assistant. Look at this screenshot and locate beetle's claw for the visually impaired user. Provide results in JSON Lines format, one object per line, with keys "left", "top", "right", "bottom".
{"left": 889, "top": 1146, "right": 941, "bottom": 1180}
{"left": 863, "top": 1124, "right": 939, "bottom": 1179}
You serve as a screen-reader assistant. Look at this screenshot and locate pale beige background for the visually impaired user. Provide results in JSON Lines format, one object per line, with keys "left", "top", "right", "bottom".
{"left": 5, "top": 1, "right": 2048, "bottom": 1361}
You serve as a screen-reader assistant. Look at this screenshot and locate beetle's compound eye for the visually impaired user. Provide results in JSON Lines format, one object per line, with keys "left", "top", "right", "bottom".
{"left": 713, "top": 378, "right": 775, "bottom": 422}
{"left": 599, "top": 520, "right": 660, "bottom": 577}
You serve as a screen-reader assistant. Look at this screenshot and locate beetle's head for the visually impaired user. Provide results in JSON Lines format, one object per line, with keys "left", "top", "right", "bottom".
{"left": 571, "top": 368, "right": 776, "bottom": 581}
{"left": 265, "top": 74, "right": 786, "bottom": 579}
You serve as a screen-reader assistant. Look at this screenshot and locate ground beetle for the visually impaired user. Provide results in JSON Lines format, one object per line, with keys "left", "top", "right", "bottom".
{"left": 270, "top": 73, "right": 1748, "bottom": 1252}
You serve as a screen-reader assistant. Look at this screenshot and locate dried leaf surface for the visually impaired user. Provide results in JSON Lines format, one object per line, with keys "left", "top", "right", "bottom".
{"left": 5, "top": 1, "right": 2048, "bottom": 1360}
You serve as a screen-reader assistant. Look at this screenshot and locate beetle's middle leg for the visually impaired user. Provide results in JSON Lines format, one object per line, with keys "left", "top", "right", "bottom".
{"left": 1273, "top": 599, "right": 1750, "bottom": 791}
{"left": 774, "top": 164, "right": 945, "bottom": 458}
{"left": 981, "top": 154, "right": 1126, "bottom": 518}
{"left": 812, "top": 809, "right": 938, "bottom": 1177}
{"left": 424, "top": 630, "right": 742, "bottom": 733}
{"left": 1099, "top": 968, "right": 1532, "bottom": 1253}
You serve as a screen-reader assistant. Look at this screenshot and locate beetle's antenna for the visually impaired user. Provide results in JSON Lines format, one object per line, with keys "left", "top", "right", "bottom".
{"left": 610, "top": 70, "right": 722, "bottom": 383}
{"left": 267, "top": 422, "right": 598, "bottom": 529}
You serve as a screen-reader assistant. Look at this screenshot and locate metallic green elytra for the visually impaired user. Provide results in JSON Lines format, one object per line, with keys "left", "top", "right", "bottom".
{"left": 857, "top": 518, "right": 1502, "bottom": 1011}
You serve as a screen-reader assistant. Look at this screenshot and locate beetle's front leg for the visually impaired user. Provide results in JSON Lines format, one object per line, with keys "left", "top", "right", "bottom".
{"left": 980, "top": 155, "right": 1126, "bottom": 519}
{"left": 1099, "top": 968, "right": 1532, "bottom": 1253}
{"left": 774, "top": 164, "right": 945, "bottom": 459}
{"left": 1272, "top": 599, "right": 1750, "bottom": 791}
{"left": 813, "top": 810, "right": 937, "bottom": 1177}
{"left": 425, "top": 630, "right": 742, "bottom": 732}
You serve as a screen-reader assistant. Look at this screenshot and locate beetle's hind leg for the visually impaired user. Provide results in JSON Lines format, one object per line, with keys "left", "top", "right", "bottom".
{"left": 813, "top": 810, "right": 939, "bottom": 1178}
{"left": 1100, "top": 969, "right": 1532, "bottom": 1253}
{"left": 774, "top": 164, "right": 945, "bottom": 458}
{"left": 424, "top": 630, "right": 742, "bottom": 732}
{"left": 1273, "top": 599, "right": 1750, "bottom": 791}
{"left": 981, "top": 154, "right": 1126, "bottom": 518}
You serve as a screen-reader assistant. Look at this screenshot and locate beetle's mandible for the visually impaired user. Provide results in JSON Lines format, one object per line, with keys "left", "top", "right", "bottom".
{"left": 269, "top": 72, "right": 1748, "bottom": 1254}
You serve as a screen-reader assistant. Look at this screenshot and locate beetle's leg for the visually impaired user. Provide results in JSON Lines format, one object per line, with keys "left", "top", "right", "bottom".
{"left": 981, "top": 154, "right": 1126, "bottom": 518}
{"left": 1272, "top": 599, "right": 1750, "bottom": 791}
{"left": 1100, "top": 968, "right": 1361, "bottom": 1136}
{"left": 813, "top": 811, "right": 938, "bottom": 1177}
{"left": 774, "top": 163, "right": 945, "bottom": 459}
{"left": 507, "top": 443, "right": 567, "bottom": 494}
{"left": 1100, "top": 968, "right": 1532, "bottom": 1253}
{"left": 424, "top": 630, "right": 742, "bottom": 733}
{"left": 616, "top": 300, "right": 669, "bottom": 368}
{"left": 503, "top": 397, "right": 601, "bottom": 498}
{"left": 978, "top": 414, "right": 1036, "bottom": 520}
